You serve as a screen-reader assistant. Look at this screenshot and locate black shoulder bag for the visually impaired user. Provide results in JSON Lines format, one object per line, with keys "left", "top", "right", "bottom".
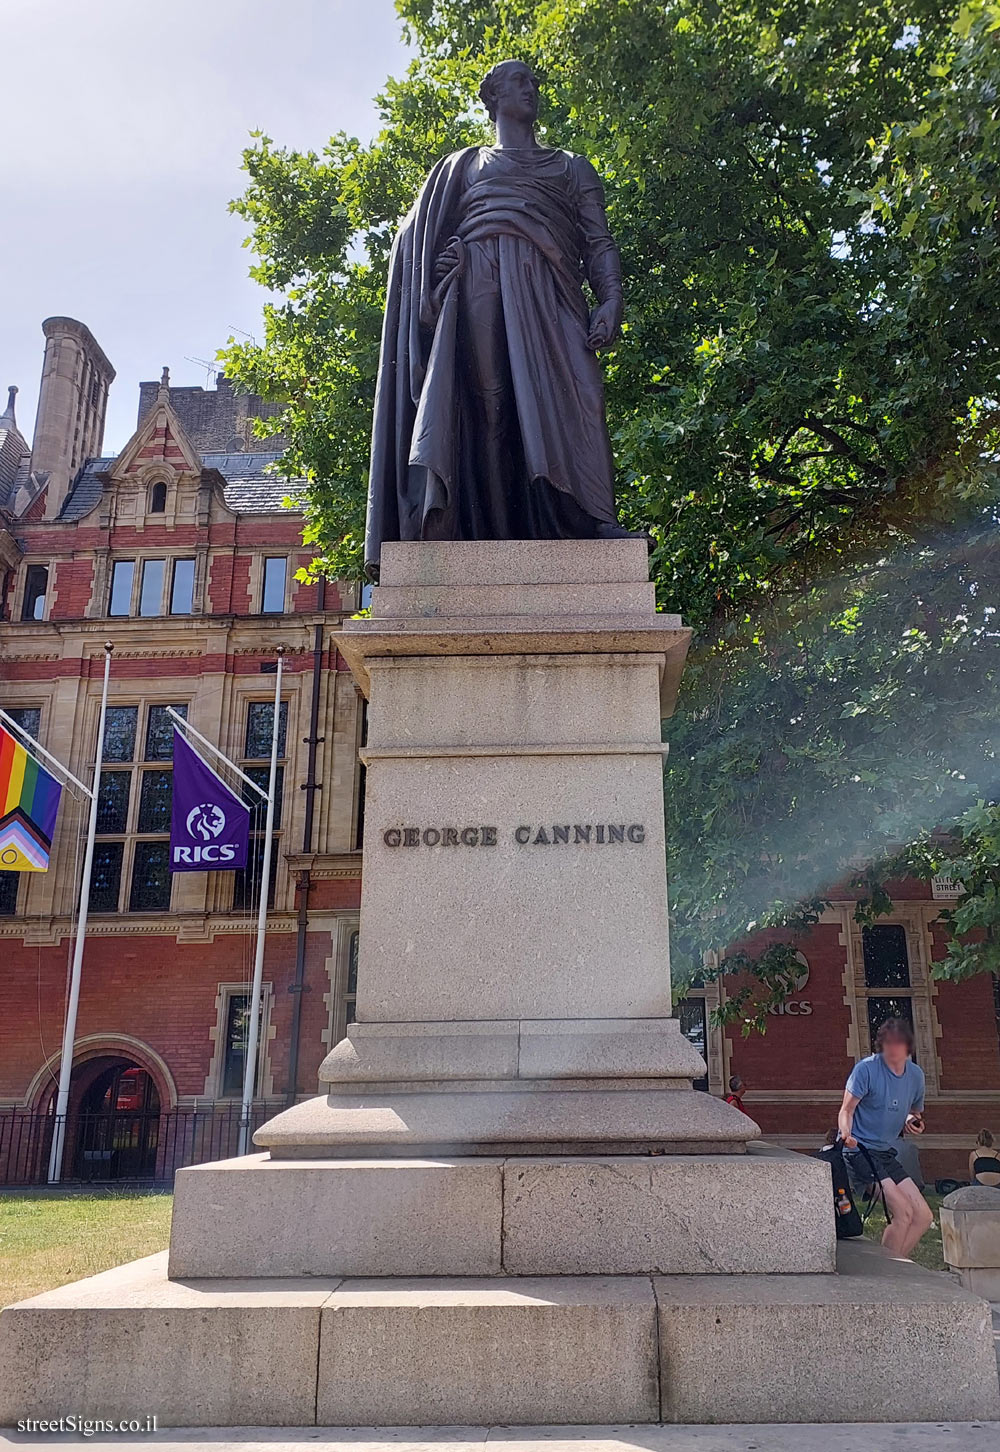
{"left": 816, "top": 1139, "right": 890, "bottom": 1240}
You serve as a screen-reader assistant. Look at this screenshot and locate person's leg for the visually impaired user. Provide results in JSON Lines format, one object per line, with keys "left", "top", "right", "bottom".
{"left": 890, "top": 1176, "right": 935, "bottom": 1257}
{"left": 878, "top": 1176, "right": 915, "bottom": 1256}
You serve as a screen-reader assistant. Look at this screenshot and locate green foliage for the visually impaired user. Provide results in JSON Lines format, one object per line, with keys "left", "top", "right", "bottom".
{"left": 222, "top": 0, "right": 1000, "bottom": 1028}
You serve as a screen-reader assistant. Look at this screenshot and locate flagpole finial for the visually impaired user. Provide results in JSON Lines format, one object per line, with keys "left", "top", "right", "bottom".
{"left": 276, "top": 644, "right": 285, "bottom": 656}
{"left": 104, "top": 641, "right": 114, "bottom": 654}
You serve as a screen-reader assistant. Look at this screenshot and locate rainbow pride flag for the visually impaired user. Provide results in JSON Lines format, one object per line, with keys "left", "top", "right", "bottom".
{"left": 0, "top": 725, "right": 63, "bottom": 872}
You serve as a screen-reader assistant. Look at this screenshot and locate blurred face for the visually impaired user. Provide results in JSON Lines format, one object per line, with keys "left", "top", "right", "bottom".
{"left": 491, "top": 64, "right": 539, "bottom": 125}
{"left": 881, "top": 1032, "right": 910, "bottom": 1068}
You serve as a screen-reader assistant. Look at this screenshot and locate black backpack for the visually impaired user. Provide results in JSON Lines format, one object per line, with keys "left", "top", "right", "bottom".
{"left": 816, "top": 1139, "right": 888, "bottom": 1240}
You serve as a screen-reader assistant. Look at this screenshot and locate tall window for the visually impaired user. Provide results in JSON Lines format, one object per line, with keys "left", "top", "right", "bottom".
{"left": 21, "top": 565, "right": 48, "bottom": 621}
{"left": 261, "top": 557, "right": 287, "bottom": 614}
{"left": 89, "top": 703, "right": 187, "bottom": 913}
{"left": 108, "top": 560, "right": 135, "bottom": 616}
{"left": 170, "top": 559, "right": 195, "bottom": 615}
{"left": 218, "top": 989, "right": 269, "bottom": 1098}
{"left": 0, "top": 708, "right": 43, "bottom": 917}
{"left": 345, "top": 931, "right": 359, "bottom": 1026}
{"left": 862, "top": 924, "right": 914, "bottom": 1051}
{"left": 232, "top": 700, "right": 287, "bottom": 910}
{"left": 150, "top": 481, "right": 167, "bottom": 513}
{"left": 138, "top": 559, "right": 165, "bottom": 617}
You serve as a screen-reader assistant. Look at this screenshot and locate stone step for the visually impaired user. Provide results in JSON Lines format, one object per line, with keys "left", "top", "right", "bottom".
{"left": 168, "top": 1147, "right": 832, "bottom": 1279}
{"left": 2, "top": 1242, "right": 997, "bottom": 1428}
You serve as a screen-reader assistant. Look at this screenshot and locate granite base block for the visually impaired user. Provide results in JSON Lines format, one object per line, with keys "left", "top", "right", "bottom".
{"left": 501, "top": 1145, "right": 835, "bottom": 1275}
{"left": 0, "top": 1254, "right": 335, "bottom": 1429}
{"left": 656, "top": 1238, "right": 1000, "bottom": 1424}
{"left": 167, "top": 1147, "right": 831, "bottom": 1279}
{"left": 168, "top": 1154, "right": 503, "bottom": 1279}
{"left": 317, "top": 1276, "right": 659, "bottom": 1426}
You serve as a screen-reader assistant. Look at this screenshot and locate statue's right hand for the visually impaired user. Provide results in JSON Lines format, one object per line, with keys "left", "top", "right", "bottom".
{"left": 433, "top": 237, "right": 462, "bottom": 287}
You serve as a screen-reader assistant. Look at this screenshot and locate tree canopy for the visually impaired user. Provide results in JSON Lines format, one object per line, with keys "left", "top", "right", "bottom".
{"left": 222, "top": 0, "right": 1000, "bottom": 1027}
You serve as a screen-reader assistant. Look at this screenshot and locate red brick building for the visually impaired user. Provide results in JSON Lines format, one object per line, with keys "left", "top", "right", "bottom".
{"left": 0, "top": 319, "right": 364, "bottom": 1180}
{"left": 1, "top": 318, "right": 997, "bottom": 1184}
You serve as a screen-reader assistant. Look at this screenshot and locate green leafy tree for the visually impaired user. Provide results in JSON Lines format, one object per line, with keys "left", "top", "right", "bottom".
{"left": 223, "top": 0, "right": 1000, "bottom": 1027}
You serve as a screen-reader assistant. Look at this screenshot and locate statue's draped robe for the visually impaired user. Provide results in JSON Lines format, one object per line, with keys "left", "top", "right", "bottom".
{"left": 365, "top": 146, "right": 622, "bottom": 573}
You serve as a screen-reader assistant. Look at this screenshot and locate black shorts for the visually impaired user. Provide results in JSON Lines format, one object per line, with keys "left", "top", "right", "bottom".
{"left": 845, "top": 1146, "right": 909, "bottom": 1193}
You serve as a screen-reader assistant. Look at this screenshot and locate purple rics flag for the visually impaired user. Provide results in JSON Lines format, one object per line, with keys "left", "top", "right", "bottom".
{"left": 169, "top": 728, "right": 250, "bottom": 872}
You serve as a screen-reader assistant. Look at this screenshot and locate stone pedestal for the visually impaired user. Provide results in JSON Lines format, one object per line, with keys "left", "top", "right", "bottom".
{"left": 941, "top": 1184, "right": 1000, "bottom": 1298}
{"left": 4, "top": 540, "right": 998, "bottom": 1430}
{"left": 258, "top": 540, "right": 753, "bottom": 1159}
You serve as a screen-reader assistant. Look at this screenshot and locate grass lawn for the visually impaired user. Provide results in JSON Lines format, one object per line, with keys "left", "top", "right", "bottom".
{"left": 861, "top": 1189, "right": 946, "bottom": 1271}
{"left": 0, "top": 1191, "right": 173, "bottom": 1307}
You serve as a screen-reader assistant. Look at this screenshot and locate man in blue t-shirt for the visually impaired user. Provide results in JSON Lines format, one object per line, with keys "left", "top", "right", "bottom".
{"left": 837, "top": 1017, "right": 933, "bottom": 1257}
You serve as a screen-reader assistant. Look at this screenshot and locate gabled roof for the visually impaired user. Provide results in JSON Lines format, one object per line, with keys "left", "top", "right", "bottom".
{"left": 58, "top": 451, "right": 305, "bottom": 521}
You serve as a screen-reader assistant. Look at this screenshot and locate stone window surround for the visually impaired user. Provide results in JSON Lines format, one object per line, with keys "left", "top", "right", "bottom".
{"left": 250, "top": 553, "right": 290, "bottom": 616}
{"left": 105, "top": 553, "right": 199, "bottom": 619}
{"left": 322, "top": 914, "right": 361, "bottom": 1062}
{"left": 845, "top": 904, "right": 943, "bottom": 1096}
{"left": 202, "top": 980, "right": 275, "bottom": 1102}
{"left": 12, "top": 561, "right": 51, "bottom": 623}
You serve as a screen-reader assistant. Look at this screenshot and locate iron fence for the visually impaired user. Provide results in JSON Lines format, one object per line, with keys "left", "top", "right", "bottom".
{"left": 0, "top": 1103, "right": 286, "bottom": 1187}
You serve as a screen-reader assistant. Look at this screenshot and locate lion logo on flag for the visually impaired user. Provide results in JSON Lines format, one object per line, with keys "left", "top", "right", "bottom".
{"left": 186, "top": 802, "right": 227, "bottom": 842}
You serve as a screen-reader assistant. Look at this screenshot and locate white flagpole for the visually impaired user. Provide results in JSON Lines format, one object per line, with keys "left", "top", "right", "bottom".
{"left": 239, "top": 647, "right": 283, "bottom": 1155}
{"left": 48, "top": 641, "right": 114, "bottom": 1184}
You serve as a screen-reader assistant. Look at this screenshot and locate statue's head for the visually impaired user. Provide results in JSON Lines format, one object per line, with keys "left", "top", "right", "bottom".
{"left": 479, "top": 60, "right": 540, "bottom": 126}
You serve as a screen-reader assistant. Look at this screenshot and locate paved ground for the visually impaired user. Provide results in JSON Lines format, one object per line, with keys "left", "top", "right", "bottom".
{"left": 4, "top": 1427, "right": 1000, "bottom": 1451}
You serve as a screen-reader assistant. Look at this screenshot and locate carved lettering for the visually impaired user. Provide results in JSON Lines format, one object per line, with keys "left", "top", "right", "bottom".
{"left": 382, "top": 821, "right": 648, "bottom": 850}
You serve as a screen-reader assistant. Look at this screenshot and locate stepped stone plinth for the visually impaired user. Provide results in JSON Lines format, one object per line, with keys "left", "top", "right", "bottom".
{"left": 2, "top": 541, "right": 997, "bottom": 1430}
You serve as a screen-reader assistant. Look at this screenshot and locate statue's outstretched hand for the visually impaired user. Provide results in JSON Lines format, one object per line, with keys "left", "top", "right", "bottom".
{"left": 587, "top": 299, "right": 622, "bottom": 350}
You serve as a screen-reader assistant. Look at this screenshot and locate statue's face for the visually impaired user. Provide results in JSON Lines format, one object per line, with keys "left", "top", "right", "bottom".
{"left": 491, "top": 63, "right": 539, "bottom": 125}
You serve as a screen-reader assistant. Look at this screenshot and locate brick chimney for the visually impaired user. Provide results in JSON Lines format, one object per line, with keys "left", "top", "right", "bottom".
{"left": 30, "top": 317, "right": 115, "bottom": 519}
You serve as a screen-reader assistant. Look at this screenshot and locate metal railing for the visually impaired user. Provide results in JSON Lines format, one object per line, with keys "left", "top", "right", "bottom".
{"left": 0, "top": 1103, "right": 286, "bottom": 1187}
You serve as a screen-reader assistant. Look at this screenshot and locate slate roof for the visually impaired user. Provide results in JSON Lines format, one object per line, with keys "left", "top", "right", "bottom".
{"left": 58, "top": 452, "right": 305, "bottom": 521}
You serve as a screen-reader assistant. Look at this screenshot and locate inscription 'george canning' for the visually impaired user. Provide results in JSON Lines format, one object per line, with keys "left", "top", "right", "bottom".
{"left": 383, "top": 823, "right": 646, "bottom": 848}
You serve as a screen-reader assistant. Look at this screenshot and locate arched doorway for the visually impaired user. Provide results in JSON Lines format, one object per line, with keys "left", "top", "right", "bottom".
{"left": 73, "top": 1058, "right": 161, "bottom": 1181}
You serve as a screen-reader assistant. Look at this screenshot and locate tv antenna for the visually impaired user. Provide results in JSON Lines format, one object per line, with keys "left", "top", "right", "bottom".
{"left": 184, "top": 356, "right": 219, "bottom": 386}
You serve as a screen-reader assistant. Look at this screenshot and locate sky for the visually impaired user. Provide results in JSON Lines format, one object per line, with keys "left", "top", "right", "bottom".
{"left": 1, "top": 0, "right": 408, "bottom": 453}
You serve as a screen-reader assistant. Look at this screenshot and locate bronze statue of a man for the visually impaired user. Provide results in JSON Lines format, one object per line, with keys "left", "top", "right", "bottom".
{"left": 365, "top": 59, "right": 629, "bottom": 577}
